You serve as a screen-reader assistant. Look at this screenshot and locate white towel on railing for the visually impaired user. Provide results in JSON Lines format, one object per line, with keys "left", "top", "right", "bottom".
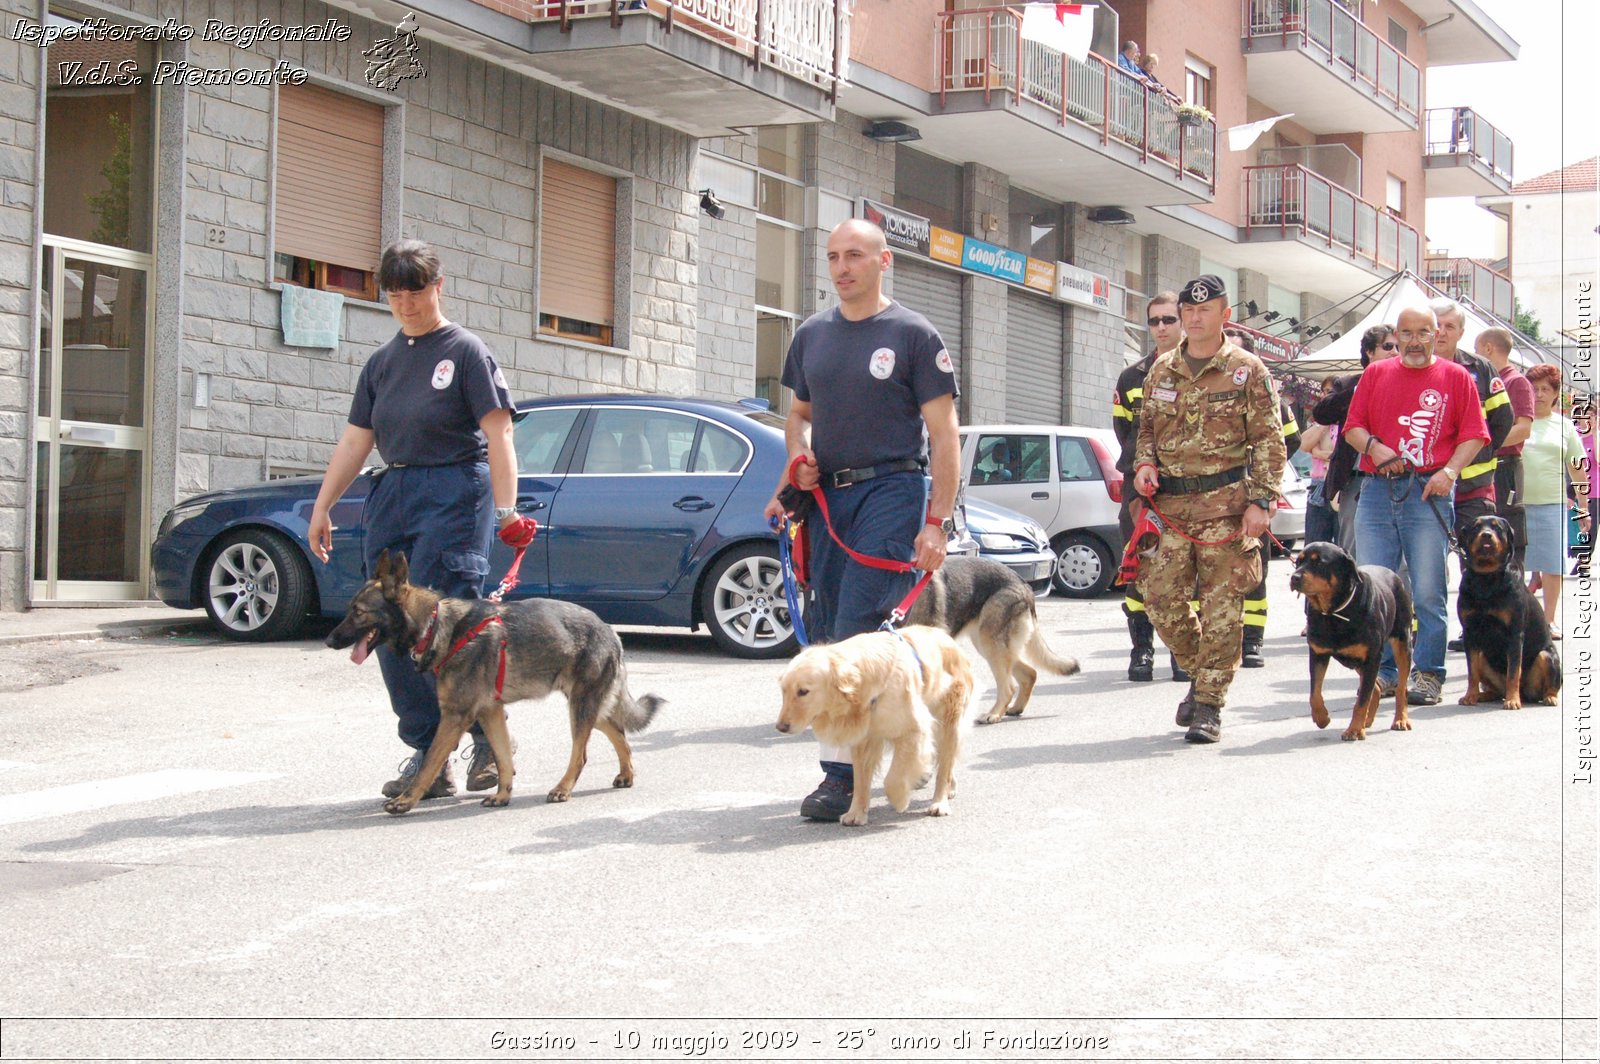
{"left": 280, "top": 285, "right": 344, "bottom": 349}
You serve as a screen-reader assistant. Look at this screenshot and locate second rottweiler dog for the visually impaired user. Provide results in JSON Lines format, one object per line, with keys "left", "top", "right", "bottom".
{"left": 1290, "top": 542, "right": 1414, "bottom": 741}
{"left": 1458, "top": 514, "right": 1561, "bottom": 710}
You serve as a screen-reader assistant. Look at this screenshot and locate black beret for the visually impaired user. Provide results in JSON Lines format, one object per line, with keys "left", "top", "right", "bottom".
{"left": 1178, "top": 275, "right": 1227, "bottom": 305}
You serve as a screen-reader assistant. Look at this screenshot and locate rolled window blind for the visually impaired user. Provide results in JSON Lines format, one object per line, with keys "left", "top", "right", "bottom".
{"left": 540, "top": 159, "right": 617, "bottom": 327}
{"left": 275, "top": 84, "right": 383, "bottom": 273}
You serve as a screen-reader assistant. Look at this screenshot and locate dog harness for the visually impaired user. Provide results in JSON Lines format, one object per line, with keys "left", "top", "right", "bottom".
{"left": 413, "top": 607, "right": 509, "bottom": 699}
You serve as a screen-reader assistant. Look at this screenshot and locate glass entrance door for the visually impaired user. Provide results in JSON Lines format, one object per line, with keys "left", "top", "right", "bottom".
{"left": 33, "top": 241, "right": 152, "bottom": 600}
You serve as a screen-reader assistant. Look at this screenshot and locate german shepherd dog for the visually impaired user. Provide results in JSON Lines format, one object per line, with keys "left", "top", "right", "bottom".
{"left": 905, "top": 557, "right": 1079, "bottom": 724}
{"left": 1458, "top": 514, "right": 1561, "bottom": 710}
{"left": 326, "top": 550, "right": 663, "bottom": 815}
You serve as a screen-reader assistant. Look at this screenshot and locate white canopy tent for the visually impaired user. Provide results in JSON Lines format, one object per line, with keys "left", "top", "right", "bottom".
{"left": 1273, "top": 271, "right": 1544, "bottom": 381}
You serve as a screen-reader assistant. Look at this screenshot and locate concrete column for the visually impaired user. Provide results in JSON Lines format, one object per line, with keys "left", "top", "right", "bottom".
{"left": 960, "top": 163, "right": 1010, "bottom": 423}
{"left": 1063, "top": 205, "right": 1127, "bottom": 426}
{"left": 1142, "top": 234, "right": 1200, "bottom": 300}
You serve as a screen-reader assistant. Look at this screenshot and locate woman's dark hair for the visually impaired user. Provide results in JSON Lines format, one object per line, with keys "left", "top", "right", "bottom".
{"left": 1359, "top": 323, "right": 1395, "bottom": 367}
{"left": 378, "top": 239, "right": 443, "bottom": 292}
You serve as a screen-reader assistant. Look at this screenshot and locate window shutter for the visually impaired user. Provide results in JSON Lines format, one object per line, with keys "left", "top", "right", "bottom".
{"left": 275, "top": 84, "right": 383, "bottom": 273}
{"left": 540, "top": 159, "right": 617, "bottom": 327}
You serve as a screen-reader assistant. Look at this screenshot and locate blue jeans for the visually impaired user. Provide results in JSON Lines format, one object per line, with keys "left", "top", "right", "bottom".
{"left": 1354, "top": 473, "right": 1453, "bottom": 683}
{"left": 362, "top": 461, "right": 493, "bottom": 750}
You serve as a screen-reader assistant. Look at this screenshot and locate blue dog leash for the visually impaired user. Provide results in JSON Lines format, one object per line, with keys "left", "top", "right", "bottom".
{"left": 772, "top": 516, "right": 810, "bottom": 647}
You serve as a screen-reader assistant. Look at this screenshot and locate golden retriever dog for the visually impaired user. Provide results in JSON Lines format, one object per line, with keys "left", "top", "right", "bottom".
{"left": 776, "top": 625, "right": 973, "bottom": 826}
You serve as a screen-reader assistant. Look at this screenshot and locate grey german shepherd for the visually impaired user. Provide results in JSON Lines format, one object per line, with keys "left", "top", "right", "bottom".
{"left": 325, "top": 550, "right": 663, "bottom": 815}
{"left": 904, "top": 557, "right": 1079, "bottom": 724}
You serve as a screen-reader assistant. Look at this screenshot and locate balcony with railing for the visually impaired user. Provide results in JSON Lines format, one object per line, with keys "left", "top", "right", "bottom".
{"left": 1244, "top": 164, "right": 1423, "bottom": 288}
{"left": 1426, "top": 255, "right": 1514, "bottom": 320}
{"left": 507, "top": 1, "right": 844, "bottom": 135}
{"left": 1423, "top": 107, "right": 1514, "bottom": 198}
{"left": 922, "top": 6, "right": 1214, "bottom": 210}
{"left": 1241, "top": 0, "right": 1420, "bottom": 133}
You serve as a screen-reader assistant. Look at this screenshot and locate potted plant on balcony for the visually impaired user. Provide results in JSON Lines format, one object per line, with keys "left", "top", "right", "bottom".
{"left": 1176, "top": 103, "right": 1211, "bottom": 128}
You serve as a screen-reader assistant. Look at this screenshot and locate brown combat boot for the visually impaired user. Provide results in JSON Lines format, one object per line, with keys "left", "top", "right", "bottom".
{"left": 1175, "top": 683, "right": 1197, "bottom": 727}
{"left": 1184, "top": 702, "right": 1222, "bottom": 744}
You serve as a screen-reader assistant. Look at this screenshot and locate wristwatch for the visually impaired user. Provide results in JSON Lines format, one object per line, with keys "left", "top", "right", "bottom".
{"left": 926, "top": 514, "right": 956, "bottom": 536}
{"left": 1248, "top": 498, "right": 1275, "bottom": 511}
{"left": 494, "top": 506, "right": 518, "bottom": 522}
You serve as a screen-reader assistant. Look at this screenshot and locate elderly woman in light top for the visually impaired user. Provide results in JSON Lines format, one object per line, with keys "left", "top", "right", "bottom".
{"left": 1521, "top": 363, "right": 1591, "bottom": 637}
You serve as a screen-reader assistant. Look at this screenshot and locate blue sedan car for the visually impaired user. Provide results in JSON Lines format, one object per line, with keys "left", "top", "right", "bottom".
{"left": 154, "top": 395, "right": 807, "bottom": 658}
{"left": 152, "top": 393, "right": 1049, "bottom": 658}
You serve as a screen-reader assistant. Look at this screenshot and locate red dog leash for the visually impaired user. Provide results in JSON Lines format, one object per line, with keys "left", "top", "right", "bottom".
{"left": 787, "top": 455, "right": 933, "bottom": 625}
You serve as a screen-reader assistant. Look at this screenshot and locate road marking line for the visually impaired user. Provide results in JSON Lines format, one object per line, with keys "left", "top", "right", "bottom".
{"left": 0, "top": 769, "right": 280, "bottom": 826}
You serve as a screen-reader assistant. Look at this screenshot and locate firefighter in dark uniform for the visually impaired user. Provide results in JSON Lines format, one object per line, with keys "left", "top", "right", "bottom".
{"left": 1225, "top": 328, "right": 1302, "bottom": 668}
{"left": 1112, "top": 291, "right": 1184, "bottom": 682}
{"left": 1430, "top": 299, "right": 1514, "bottom": 652}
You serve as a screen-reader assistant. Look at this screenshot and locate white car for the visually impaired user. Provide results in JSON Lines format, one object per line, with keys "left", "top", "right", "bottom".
{"left": 1271, "top": 463, "right": 1309, "bottom": 555}
{"left": 959, "top": 425, "right": 1126, "bottom": 597}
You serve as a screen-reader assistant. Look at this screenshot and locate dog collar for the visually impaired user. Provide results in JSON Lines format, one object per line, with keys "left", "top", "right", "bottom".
{"left": 1324, "top": 583, "right": 1359, "bottom": 623}
{"left": 411, "top": 605, "right": 441, "bottom": 660}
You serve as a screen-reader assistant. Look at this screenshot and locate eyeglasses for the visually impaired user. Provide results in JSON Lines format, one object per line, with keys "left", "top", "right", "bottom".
{"left": 1394, "top": 330, "right": 1435, "bottom": 342}
{"left": 1147, "top": 315, "right": 1179, "bottom": 326}
{"left": 1380, "top": 341, "right": 1399, "bottom": 351}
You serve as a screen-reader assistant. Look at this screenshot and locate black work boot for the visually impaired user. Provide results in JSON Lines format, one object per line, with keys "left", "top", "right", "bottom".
{"left": 1127, "top": 613, "right": 1155, "bottom": 682}
{"left": 1241, "top": 633, "right": 1265, "bottom": 668}
{"left": 1185, "top": 701, "right": 1222, "bottom": 744}
{"left": 464, "top": 737, "right": 517, "bottom": 792}
{"left": 1170, "top": 655, "right": 1191, "bottom": 683}
{"left": 1175, "top": 682, "right": 1197, "bottom": 727}
{"left": 800, "top": 774, "right": 852, "bottom": 821}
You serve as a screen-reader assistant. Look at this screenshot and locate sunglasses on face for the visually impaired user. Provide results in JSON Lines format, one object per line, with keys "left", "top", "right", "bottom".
{"left": 1148, "top": 315, "right": 1179, "bottom": 326}
{"left": 1380, "top": 341, "right": 1399, "bottom": 351}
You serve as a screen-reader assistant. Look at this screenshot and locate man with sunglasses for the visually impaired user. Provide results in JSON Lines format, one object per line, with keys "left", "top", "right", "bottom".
{"left": 1342, "top": 305, "right": 1490, "bottom": 706}
{"left": 1112, "top": 292, "right": 1185, "bottom": 683}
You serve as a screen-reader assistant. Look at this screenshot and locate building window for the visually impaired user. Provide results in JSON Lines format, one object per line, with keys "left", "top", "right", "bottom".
{"left": 1386, "top": 173, "right": 1404, "bottom": 214}
{"left": 1387, "top": 20, "right": 1408, "bottom": 54}
{"left": 539, "top": 157, "right": 618, "bottom": 347}
{"left": 1184, "top": 56, "right": 1213, "bottom": 111}
{"left": 273, "top": 84, "right": 384, "bottom": 300}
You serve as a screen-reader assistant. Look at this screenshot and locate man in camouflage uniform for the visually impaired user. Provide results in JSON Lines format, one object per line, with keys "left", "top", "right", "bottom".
{"left": 1133, "top": 275, "right": 1287, "bottom": 743}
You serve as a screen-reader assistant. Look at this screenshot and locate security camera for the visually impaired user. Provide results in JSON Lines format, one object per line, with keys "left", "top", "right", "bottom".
{"left": 698, "top": 189, "right": 726, "bottom": 220}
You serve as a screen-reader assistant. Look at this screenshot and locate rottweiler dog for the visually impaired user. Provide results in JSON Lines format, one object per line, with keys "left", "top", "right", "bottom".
{"left": 1290, "top": 542, "right": 1414, "bottom": 741}
{"left": 1458, "top": 514, "right": 1561, "bottom": 710}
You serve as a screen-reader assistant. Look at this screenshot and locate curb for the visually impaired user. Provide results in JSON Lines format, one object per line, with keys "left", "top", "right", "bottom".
{"left": 0, "top": 618, "right": 214, "bottom": 648}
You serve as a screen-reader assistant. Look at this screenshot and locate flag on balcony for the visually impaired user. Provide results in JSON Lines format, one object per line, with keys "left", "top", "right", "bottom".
{"left": 1020, "top": 3, "right": 1095, "bottom": 63}
{"left": 1226, "top": 113, "right": 1294, "bottom": 153}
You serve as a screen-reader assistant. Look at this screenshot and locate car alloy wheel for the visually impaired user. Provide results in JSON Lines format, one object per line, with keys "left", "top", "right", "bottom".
{"left": 700, "top": 543, "right": 800, "bottom": 659}
{"left": 203, "top": 529, "right": 312, "bottom": 641}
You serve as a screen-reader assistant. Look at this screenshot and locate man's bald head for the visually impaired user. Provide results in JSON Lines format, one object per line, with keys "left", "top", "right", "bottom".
{"left": 829, "top": 218, "right": 888, "bottom": 253}
{"left": 826, "top": 219, "right": 893, "bottom": 317}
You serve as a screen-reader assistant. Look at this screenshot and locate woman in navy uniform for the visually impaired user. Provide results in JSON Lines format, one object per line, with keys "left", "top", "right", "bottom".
{"left": 308, "top": 239, "right": 525, "bottom": 800}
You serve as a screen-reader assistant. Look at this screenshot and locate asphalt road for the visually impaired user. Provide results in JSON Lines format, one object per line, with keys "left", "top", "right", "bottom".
{"left": 0, "top": 567, "right": 1594, "bottom": 1063}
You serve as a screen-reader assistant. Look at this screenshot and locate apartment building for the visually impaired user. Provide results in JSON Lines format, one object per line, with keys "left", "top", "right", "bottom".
{"left": 0, "top": 0, "right": 1516, "bottom": 608}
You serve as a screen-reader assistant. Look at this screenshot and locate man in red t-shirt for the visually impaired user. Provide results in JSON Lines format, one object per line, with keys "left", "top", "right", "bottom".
{"left": 1342, "top": 305, "right": 1490, "bottom": 707}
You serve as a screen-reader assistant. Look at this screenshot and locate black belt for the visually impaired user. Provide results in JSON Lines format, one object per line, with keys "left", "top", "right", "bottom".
{"left": 1158, "top": 466, "right": 1246, "bottom": 495}
{"left": 830, "top": 458, "right": 924, "bottom": 488}
{"left": 1356, "top": 467, "right": 1443, "bottom": 480}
